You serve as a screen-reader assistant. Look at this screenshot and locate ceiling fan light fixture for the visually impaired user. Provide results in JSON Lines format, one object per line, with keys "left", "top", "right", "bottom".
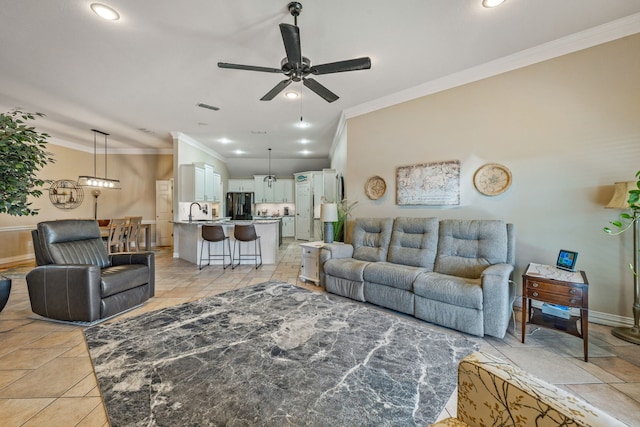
{"left": 285, "top": 91, "right": 299, "bottom": 99}
{"left": 482, "top": 0, "right": 506, "bottom": 8}
{"left": 90, "top": 3, "right": 120, "bottom": 20}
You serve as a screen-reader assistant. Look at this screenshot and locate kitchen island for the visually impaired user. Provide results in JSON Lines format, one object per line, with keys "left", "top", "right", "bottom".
{"left": 175, "top": 220, "right": 280, "bottom": 266}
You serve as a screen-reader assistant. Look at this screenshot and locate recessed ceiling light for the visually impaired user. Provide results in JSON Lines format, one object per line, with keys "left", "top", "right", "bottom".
{"left": 90, "top": 3, "right": 120, "bottom": 20}
{"left": 296, "top": 121, "right": 310, "bottom": 129}
{"left": 218, "top": 138, "right": 232, "bottom": 144}
{"left": 233, "top": 150, "right": 245, "bottom": 155}
{"left": 285, "top": 91, "right": 299, "bottom": 99}
{"left": 300, "top": 150, "right": 311, "bottom": 155}
{"left": 482, "top": 0, "right": 506, "bottom": 8}
{"left": 298, "top": 139, "right": 310, "bottom": 144}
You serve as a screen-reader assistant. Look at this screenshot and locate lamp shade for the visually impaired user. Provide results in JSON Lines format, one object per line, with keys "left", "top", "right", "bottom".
{"left": 321, "top": 203, "right": 338, "bottom": 222}
{"left": 606, "top": 181, "right": 636, "bottom": 209}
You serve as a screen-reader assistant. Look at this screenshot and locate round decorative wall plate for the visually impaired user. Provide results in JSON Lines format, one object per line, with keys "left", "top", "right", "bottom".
{"left": 365, "top": 176, "right": 387, "bottom": 200}
{"left": 473, "top": 163, "right": 512, "bottom": 196}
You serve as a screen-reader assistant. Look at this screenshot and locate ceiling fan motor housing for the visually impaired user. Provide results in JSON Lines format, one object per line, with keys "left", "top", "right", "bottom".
{"left": 288, "top": 2, "right": 303, "bottom": 17}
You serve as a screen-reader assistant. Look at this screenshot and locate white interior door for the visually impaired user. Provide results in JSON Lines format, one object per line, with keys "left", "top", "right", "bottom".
{"left": 156, "top": 180, "right": 173, "bottom": 247}
{"left": 295, "top": 181, "right": 311, "bottom": 241}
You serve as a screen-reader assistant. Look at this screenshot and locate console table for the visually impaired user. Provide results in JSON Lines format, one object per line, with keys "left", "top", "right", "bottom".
{"left": 522, "top": 263, "right": 589, "bottom": 361}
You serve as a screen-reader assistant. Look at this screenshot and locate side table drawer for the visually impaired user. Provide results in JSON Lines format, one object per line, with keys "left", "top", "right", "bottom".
{"left": 526, "top": 280, "right": 582, "bottom": 297}
{"left": 525, "top": 288, "right": 583, "bottom": 307}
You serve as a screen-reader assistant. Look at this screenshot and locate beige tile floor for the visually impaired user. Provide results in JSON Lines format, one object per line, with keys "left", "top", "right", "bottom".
{"left": 1, "top": 239, "right": 639, "bottom": 426}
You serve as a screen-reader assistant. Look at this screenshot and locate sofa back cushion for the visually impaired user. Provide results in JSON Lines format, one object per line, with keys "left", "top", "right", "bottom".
{"left": 388, "top": 217, "right": 439, "bottom": 269}
{"left": 351, "top": 218, "right": 394, "bottom": 262}
{"left": 435, "top": 219, "right": 508, "bottom": 279}
{"left": 36, "top": 220, "right": 111, "bottom": 268}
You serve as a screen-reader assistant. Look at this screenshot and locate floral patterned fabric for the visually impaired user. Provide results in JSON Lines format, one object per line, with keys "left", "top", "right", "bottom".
{"left": 430, "top": 351, "right": 628, "bottom": 427}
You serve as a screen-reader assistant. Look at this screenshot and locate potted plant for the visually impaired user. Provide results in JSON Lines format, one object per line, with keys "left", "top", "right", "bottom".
{"left": 334, "top": 199, "right": 358, "bottom": 242}
{"left": 0, "top": 109, "right": 55, "bottom": 312}
{"left": 604, "top": 170, "right": 640, "bottom": 344}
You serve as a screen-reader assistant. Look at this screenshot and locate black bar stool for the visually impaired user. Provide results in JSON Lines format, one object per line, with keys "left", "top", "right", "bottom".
{"left": 200, "top": 225, "right": 231, "bottom": 270}
{"left": 232, "top": 224, "right": 262, "bottom": 269}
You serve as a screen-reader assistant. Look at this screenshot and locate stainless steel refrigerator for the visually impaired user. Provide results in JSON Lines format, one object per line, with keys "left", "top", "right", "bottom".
{"left": 226, "top": 192, "right": 254, "bottom": 220}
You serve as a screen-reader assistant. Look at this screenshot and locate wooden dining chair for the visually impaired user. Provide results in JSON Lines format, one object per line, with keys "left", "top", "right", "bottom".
{"left": 124, "top": 216, "right": 143, "bottom": 252}
{"left": 107, "top": 218, "right": 127, "bottom": 254}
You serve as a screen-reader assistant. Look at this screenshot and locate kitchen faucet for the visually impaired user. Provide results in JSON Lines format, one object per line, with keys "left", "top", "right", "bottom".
{"left": 189, "top": 202, "right": 202, "bottom": 223}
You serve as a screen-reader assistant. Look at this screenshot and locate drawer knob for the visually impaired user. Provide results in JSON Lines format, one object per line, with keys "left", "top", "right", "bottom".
{"left": 570, "top": 299, "right": 577, "bottom": 304}
{"left": 532, "top": 291, "right": 538, "bottom": 297}
{"left": 570, "top": 289, "right": 576, "bottom": 294}
{"left": 532, "top": 282, "right": 538, "bottom": 288}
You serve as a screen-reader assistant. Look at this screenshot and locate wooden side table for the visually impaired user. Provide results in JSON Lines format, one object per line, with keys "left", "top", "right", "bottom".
{"left": 522, "top": 263, "right": 589, "bottom": 361}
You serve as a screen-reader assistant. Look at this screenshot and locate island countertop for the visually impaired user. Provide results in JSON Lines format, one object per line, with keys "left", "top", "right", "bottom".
{"left": 174, "top": 219, "right": 280, "bottom": 225}
{"left": 174, "top": 220, "right": 279, "bottom": 265}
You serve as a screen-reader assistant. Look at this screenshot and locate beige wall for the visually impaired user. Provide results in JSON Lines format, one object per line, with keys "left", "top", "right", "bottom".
{"left": 0, "top": 143, "right": 173, "bottom": 265}
{"left": 343, "top": 34, "right": 640, "bottom": 322}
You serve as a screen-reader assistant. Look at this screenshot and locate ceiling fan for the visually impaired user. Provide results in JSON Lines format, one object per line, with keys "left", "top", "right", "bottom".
{"left": 218, "top": 2, "right": 371, "bottom": 103}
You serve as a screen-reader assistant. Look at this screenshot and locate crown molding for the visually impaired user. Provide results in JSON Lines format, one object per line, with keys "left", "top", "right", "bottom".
{"left": 344, "top": 12, "right": 640, "bottom": 120}
{"left": 48, "top": 136, "right": 173, "bottom": 155}
{"left": 171, "top": 132, "right": 227, "bottom": 162}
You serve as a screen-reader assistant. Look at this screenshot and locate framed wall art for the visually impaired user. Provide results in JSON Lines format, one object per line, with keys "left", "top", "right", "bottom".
{"left": 396, "top": 160, "right": 460, "bottom": 205}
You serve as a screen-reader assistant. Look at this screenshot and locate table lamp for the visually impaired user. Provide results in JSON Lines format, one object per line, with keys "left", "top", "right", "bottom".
{"left": 605, "top": 181, "right": 640, "bottom": 344}
{"left": 321, "top": 203, "right": 338, "bottom": 244}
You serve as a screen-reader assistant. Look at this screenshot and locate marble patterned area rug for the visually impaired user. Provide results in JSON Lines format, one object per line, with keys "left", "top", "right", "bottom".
{"left": 84, "top": 282, "right": 477, "bottom": 426}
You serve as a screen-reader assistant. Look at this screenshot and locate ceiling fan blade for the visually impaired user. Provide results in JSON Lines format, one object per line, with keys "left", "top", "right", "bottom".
{"left": 303, "top": 78, "right": 339, "bottom": 103}
{"left": 310, "top": 57, "right": 372, "bottom": 75}
{"left": 260, "top": 79, "right": 293, "bottom": 101}
{"left": 218, "top": 62, "right": 282, "bottom": 73}
{"left": 279, "top": 23, "right": 302, "bottom": 67}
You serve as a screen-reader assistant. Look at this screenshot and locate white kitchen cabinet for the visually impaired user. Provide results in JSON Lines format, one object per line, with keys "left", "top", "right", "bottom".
{"left": 281, "top": 216, "right": 295, "bottom": 237}
{"left": 254, "top": 176, "right": 293, "bottom": 203}
{"left": 228, "top": 179, "right": 254, "bottom": 192}
{"left": 274, "top": 179, "right": 294, "bottom": 203}
{"left": 254, "top": 175, "right": 266, "bottom": 202}
{"left": 181, "top": 163, "right": 220, "bottom": 203}
{"left": 179, "top": 164, "right": 205, "bottom": 202}
{"left": 212, "top": 172, "right": 221, "bottom": 202}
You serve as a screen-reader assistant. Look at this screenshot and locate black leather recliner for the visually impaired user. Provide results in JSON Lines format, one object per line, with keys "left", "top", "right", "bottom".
{"left": 26, "top": 219, "right": 155, "bottom": 322}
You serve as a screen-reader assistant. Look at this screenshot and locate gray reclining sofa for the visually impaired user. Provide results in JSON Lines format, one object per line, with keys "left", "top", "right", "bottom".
{"left": 26, "top": 219, "right": 155, "bottom": 323}
{"left": 321, "top": 217, "right": 515, "bottom": 338}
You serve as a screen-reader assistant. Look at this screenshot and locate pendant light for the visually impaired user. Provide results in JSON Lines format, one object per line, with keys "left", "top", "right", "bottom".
{"left": 78, "top": 129, "right": 121, "bottom": 189}
{"left": 263, "top": 148, "right": 277, "bottom": 188}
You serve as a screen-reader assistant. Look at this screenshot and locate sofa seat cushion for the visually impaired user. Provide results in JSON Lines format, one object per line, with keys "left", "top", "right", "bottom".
{"left": 413, "top": 272, "right": 482, "bottom": 310}
{"left": 101, "top": 264, "right": 149, "bottom": 298}
{"left": 324, "top": 258, "right": 370, "bottom": 282}
{"left": 363, "top": 262, "right": 425, "bottom": 291}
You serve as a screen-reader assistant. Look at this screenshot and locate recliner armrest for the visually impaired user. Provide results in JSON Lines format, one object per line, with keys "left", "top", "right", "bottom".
{"left": 110, "top": 252, "right": 155, "bottom": 297}
{"left": 481, "top": 263, "right": 513, "bottom": 279}
{"left": 26, "top": 264, "right": 102, "bottom": 322}
{"left": 480, "top": 263, "right": 515, "bottom": 338}
{"left": 320, "top": 243, "right": 354, "bottom": 261}
{"left": 110, "top": 251, "right": 154, "bottom": 267}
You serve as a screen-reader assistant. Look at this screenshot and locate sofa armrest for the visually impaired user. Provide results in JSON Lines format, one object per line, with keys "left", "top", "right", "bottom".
{"left": 480, "top": 263, "right": 514, "bottom": 338}
{"left": 318, "top": 243, "right": 354, "bottom": 286}
{"left": 452, "top": 351, "right": 628, "bottom": 427}
{"left": 110, "top": 252, "right": 155, "bottom": 297}
{"left": 26, "top": 264, "right": 102, "bottom": 322}
{"left": 320, "top": 243, "right": 354, "bottom": 261}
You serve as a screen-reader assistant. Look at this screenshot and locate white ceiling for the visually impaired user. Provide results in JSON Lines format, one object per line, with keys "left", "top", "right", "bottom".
{"left": 1, "top": 1, "right": 639, "bottom": 172}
